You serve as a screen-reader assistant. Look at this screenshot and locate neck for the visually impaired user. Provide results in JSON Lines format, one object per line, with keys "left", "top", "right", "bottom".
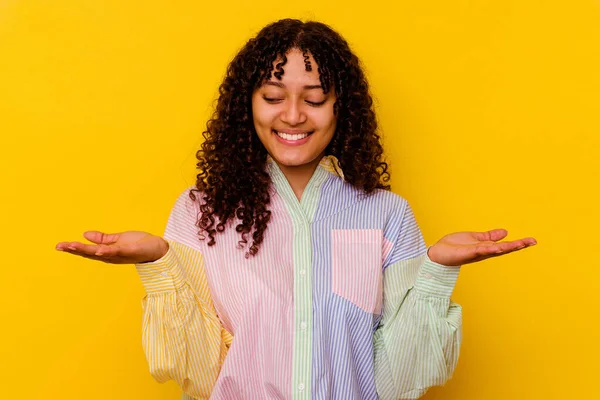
{"left": 277, "top": 154, "right": 324, "bottom": 201}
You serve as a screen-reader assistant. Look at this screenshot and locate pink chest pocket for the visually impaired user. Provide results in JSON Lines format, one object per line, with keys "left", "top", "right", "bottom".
{"left": 331, "top": 229, "right": 383, "bottom": 315}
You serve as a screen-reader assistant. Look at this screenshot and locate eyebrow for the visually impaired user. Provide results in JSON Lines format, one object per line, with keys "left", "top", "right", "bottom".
{"left": 264, "top": 81, "right": 323, "bottom": 90}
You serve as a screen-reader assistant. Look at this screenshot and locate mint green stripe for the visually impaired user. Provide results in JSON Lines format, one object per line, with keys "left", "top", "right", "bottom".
{"left": 373, "top": 255, "right": 462, "bottom": 399}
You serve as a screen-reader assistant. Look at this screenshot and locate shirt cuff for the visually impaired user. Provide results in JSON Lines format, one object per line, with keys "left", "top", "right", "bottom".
{"left": 135, "top": 239, "right": 186, "bottom": 294}
{"left": 414, "top": 251, "right": 461, "bottom": 298}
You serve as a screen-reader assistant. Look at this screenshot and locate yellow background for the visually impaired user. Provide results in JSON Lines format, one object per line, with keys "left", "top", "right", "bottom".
{"left": 1, "top": 0, "right": 598, "bottom": 398}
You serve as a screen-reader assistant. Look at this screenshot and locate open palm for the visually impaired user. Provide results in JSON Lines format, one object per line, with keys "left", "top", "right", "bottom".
{"left": 56, "top": 230, "right": 168, "bottom": 264}
{"left": 428, "top": 229, "right": 537, "bottom": 267}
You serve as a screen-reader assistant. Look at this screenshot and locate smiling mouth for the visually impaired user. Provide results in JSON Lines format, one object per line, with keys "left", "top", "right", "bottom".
{"left": 273, "top": 129, "right": 314, "bottom": 141}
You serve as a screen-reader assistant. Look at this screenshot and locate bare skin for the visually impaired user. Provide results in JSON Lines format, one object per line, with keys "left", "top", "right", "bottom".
{"left": 55, "top": 228, "right": 536, "bottom": 266}
{"left": 56, "top": 231, "right": 169, "bottom": 264}
{"left": 426, "top": 229, "right": 536, "bottom": 267}
{"left": 251, "top": 50, "right": 337, "bottom": 201}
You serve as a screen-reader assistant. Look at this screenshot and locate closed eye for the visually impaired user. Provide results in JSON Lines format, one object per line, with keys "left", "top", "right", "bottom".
{"left": 263, "top": 96, "right": 283, "bottom": 103}
{"left": 263, "top": 96, "right": 326, "bottom": 107}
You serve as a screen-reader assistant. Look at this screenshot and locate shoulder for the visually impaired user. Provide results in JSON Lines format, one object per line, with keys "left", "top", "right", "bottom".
{"left": 358, "top": 188, "right": 411, "bottom": 218}
{"left": 175, "top": 185, "right": 205, "bottom": 205}
{"left": 370, "top": 188, "right": 409, "bottom": 207}
{"left": 162, "top": 186, "right": 221, "bottom": 250}
{"left": 364, "top": 189, "right": 420, "bottom": 239}
{"left": 168, "top": 186, "right": 205, "bottom": 220}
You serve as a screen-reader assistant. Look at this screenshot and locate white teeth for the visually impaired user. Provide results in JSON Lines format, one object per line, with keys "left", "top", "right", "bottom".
{"left": 274, "top": 130, "right": 309, "bottom": 141}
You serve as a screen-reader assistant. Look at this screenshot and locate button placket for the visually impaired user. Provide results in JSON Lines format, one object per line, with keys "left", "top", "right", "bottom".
{"left": 268, "top": 162, "right": 329, "bottom": 400}
{"left": 292, "top": 220, "right": 312, "bottom": 400}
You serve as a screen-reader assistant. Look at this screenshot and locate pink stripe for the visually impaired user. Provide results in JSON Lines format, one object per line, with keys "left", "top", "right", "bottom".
{"left": 382, "top": 237, "right": 393, "bottom": 265}
{"left": 332, "top": 229, "right": 383, "bottom": 314}
{"left": 170, "top": 190, "right": 294, "bottom": 398}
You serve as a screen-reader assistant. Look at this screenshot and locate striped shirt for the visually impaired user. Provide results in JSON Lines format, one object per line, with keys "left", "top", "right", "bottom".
{"left": 135, "top": 155, "right": 462, "bottom": 400}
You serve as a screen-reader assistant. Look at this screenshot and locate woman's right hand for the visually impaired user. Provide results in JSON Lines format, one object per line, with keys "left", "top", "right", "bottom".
{"left": 55, "top": 231, "right": 169, "bottom": 264}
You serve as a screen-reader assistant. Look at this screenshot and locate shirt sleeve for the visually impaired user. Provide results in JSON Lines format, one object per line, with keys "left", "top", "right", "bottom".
{"left": 135, "top": 188, "right": 232, "bottom": 399}
{"left": 374, "top": 201, "right": 462, "bottom": 400}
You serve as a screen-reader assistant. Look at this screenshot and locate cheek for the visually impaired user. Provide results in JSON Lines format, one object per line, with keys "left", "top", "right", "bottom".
{"left": 253, "top": 104, "right": 277, "bottom": 130}
{"left": 312, "top": 110, "right": 337, "bottom": 133}
{"left": 251, "top": 96, "right": 267, "bottom": 125}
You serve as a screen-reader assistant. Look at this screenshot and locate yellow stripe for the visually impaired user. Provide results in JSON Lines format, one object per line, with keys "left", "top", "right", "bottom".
{"left": 135, "top": 241, "right": 232, "bottom": 399}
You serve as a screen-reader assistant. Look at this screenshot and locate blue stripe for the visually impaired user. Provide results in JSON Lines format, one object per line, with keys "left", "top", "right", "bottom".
{"left": 309, "top": 174, "right": 427, "bottom": 399}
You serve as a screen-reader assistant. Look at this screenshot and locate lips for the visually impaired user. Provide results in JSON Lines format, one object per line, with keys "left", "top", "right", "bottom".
{"left": 273, "top": 129, "right": 314, "bottom": 141}
{"left": 272, "top": 129, "right": 314, "bottom": 145}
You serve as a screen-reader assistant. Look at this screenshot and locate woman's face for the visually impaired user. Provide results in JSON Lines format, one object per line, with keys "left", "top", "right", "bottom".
{"left": 252, "top": 49, "right": 337, "bottom": 170}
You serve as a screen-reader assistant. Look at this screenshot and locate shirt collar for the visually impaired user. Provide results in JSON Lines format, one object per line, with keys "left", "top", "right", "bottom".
{"left": 265, "top": 154, "right": 345, "bottom": 180}
{"left": 266, "top": 154, "right": 342, "bottom": 223}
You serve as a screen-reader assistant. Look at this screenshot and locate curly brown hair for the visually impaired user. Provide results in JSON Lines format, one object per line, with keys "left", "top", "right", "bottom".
{"left": 190, "top": 18, "right": 390, "bottom": 257}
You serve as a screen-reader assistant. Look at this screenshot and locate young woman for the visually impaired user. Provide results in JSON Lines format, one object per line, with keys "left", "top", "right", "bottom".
{"left": 56, "top": 19, "right": 536, "bottom": 400}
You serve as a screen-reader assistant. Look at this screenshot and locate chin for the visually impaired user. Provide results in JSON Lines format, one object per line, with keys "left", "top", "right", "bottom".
{"left": 271, "top": 152, "right": 316, "bottom": 168}
{"left": 273, "top": 156, "right": 309, "bottom": 167}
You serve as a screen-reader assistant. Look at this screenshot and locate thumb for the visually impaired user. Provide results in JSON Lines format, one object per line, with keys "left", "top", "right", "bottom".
{"left": 472, "top": 229, "right": 508, "bottom": 243}
{"left": 83, "top": 231, "right": 120, "bottom": 245}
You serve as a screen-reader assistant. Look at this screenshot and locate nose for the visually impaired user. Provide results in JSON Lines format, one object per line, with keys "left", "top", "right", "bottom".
{"left": 280, "top": 99, "right": 307, "bottom": 126}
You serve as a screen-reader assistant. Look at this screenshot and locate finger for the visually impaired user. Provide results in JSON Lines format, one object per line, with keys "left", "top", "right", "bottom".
{"left": 59, "top": 247, "right": 113, "bottom": 263}
{"left": 61, "top": 241, "right": 104, "bottom": 256}
{"left": 57, "top": 242, "right": 139, "bottom": 263}
{"left": 83, "top": 231, "right": 120, "bottom": 245}
{"left": 473, "top": 229, "right": 508, "bottom": 243}
{"left": 497, "top": 238, "right": 538, "bottom": 250}
{"left": 56, "top": 242, "right": 88, "bottom": 252}
{"left": 72, "top": 250, "right": 131, "bottom": 264}
{"left": 58, "top": 241, "right": 122, "bottom": 257}
{"left": 475, "top": 239, "right": 536, "bottom": 256}
{"left": 55, "top": 242, "right": 71, "bottom": 251}
{"left": 94, "top": 244, "right": 126, "bottom": 257}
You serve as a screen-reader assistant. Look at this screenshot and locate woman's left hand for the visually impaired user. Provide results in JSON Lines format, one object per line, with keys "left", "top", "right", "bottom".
{"left": 427, "top": 229, "right": 537, "bottom": 267}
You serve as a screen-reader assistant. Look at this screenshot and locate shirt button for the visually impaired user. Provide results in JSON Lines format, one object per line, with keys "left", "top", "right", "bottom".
{"left": 161, "top": 272, "right": 169, "bottom": 278}
{"left": 300, "top": 322, "right": 307, "bottom": 330}
{"left": 298, "top": 383, "right": 305, "bottom": 391}
{"left": 424, "top": 272, "right": 432, "bottom": 279}
{"left": 299, "top": 269, "right": 306, "bottom": 276}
